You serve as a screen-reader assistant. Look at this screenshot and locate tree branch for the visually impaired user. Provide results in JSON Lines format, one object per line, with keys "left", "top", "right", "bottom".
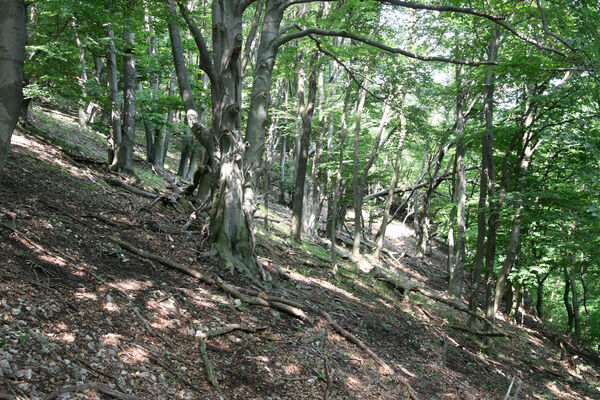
{"left": 277, "top": 27, "right": 497, "bottom": 66}
{"left": 381, "top": 0, "right": 567, "bottom": 57}
{"left": 171, "top": 0, "right": 216, "bottom": 82}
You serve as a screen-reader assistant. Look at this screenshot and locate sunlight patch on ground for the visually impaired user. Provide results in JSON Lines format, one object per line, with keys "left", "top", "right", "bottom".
{"left": 101, "top": 333, "right": 122, "bottom": 346}
{"left": 74, "top": 289, "right": 97, "bottom": 301}
{"left": 120, "top": 345, "right": 149, "bottom": 365}
{"left": 103, "top": 301, "right": 121, "bottom": 312}
{"left": 111, "top": 279, "right": 152, "bottom": 292}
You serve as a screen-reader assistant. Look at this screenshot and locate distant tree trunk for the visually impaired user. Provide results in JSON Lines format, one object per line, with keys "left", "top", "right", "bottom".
{"left": 71, "top": 19, "right": 89, "bottom": 127}
{"left": 152, "top": 74, "right": 176, "bottom": 169}
{"left": 306, "top": 69, "right": 326, "bottom": 238}
{"left": 563, "top": 265, "right": 574, "bottom": 334}
{"left": 535, "top": 274, "right": 548, "bottom": 319}
{"left": 569, "top": 253, "right": 581, "bottom": 339}
{"left": 417, "top": 141, "right": 451, "bottom": 257}
{"left": 0, "top": 0, "right": 26, "bottom": 183}
{"left": 448, "top": 64, "right": 467, "bottom": 298}
{"left": 351, "top": 74, "right": 369, "bottom": 257}
{"left": 111, "top": 18, "right": 136, "bottom": 174}
{"left": 290, "top": 50, "right": 319, "bottom": 242}
{"left": 374, "top": 92, "right": 407, "bottom": 260}
{"left": 279, "top": 136, "right": 287, "bottom": 203}
{"left": 105, "top": 15, "right": 122, "bottom": 165}
{"left": 483, "top": 29, "right": 501, "bottom": 328}
{"left": 330, "top": 76, "right": 353, "bottom": 274}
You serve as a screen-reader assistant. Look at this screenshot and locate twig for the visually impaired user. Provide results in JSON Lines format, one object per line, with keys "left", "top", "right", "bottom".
{"left": 198, "top": 337, "right": 224, "bottom": 397}
{"left": 503, "top": 377, "right": 515, "bottom": 400}
{"left": 44, "top": 383, "right": 140, "bottom": 400}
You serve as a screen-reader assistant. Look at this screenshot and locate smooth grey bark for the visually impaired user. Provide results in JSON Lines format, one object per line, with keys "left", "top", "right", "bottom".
{"left": 243, "top": 0, "right": 286, "bottom": 218}
{"left": 448, "top": 65, "right": 467, "bottom": 298}
{"left": 105, "top": 16, "right": 122, "bottom": 165}
{"left": 351, "top": 74, "right": 369, "bottom": 257}
{"left": 483, "top": 29, "right": 501, "bottom": 327}
{"left": 71, "top": 19, "right": 89, "bottom": 127}
{"left": 240, "top": 0, "right": 263, "bottom": 76}
{"left": 0, "top": 0, "right": 26, "bottom": 183}
{"left": 143, "top": 20, "right": 157, "bottom": 163}
{"left": 330, "top": 76, "right": 354, "bottom": 274}
{"left": 290, "top": 51, "right": 319, "bottom": 242}
{"left": 279, "top": 135, "right": 287, "bottom": 203}
{"left": 374, "top": 92, "right": 407, "bottom": 260}
{"left": 152, "top": 74, "right": 176, "bottom": 169}
{"left": 111, "top": 20, "right": 136, "bottom": 174}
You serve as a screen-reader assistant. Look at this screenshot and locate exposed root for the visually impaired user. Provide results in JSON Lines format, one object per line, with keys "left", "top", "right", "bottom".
{"left": 110, "top": 236, "right": 310, "bottom": 322}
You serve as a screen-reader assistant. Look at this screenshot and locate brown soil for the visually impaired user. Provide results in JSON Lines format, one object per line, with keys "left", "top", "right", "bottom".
{"left": 1, "top": 107, "right": 599, "bottom": 400}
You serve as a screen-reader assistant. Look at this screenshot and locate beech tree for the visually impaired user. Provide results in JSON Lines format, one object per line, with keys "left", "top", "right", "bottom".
{"left": 0, "top": 0, "right": 26, "bottom": 182}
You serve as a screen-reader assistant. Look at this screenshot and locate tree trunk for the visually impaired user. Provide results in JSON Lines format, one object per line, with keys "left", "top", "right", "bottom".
{"left": 448, "top": 64, "right": 467, "bottom": 298}
{"left": 351, "top": 74, "right": 369, "bottom": 257}
{"left": 330, "top": 76, "right": 353, "bottom": 274}
{"left": 111, "top": 12, "right": 136, "bottom": 174}
{"left": 152, "top": 74, "right": 176, "bottom": 169}
{"left": 483, "top": 29, "right": 501, "bottom": 328}
{"left": 569, "top": 253, "right": 581, "bottom": 339}
{"left": 279, "top": 136, "right": 287, "bottom": 203}
{"left": 243, "top": 0, "right": 286, "bottom": 219}
{"left": 71, "top": 19, "right": 89, "bottom": 127}
{"left": 374, "top": 92, "right": 407, "bottom": 260}
{"left": 563, "top": 265, "right": 574, "bottom": 334}
{"left": 290, "top": 50, "right": 319, "bottom": 242}
{"left": 0, "top": 0, "right": 26, "bottom": 183}
{"left": 105, "top": 14, "right": 122, "bottom": 165}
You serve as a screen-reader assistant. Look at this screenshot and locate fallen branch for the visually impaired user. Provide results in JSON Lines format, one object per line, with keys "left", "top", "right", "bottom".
{"left": 450, "top": 324, "right": 505, "bottom": 337}
{"left": 83, "top": 213, "right": 136, "bottom": 229}
{"left": 198, "top": 337, "right": 224, "bottom": 397}
{"left": 320, "top": 311, "right": 419, "bottom": 400}
{"left": 105, "top": 177, "right": 159, "bottom": 199}
{"left": 44, "top": 383, "right": 140, "bottom": 400}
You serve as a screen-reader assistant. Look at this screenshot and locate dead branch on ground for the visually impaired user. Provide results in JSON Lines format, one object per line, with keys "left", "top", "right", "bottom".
{"left": 44, "top": 383, "right": 140, "bottom": 400}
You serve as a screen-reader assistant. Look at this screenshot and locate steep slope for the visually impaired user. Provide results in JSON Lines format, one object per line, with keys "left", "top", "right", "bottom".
{"left": 0, "top": 106, "right": 599, "bottom": 400}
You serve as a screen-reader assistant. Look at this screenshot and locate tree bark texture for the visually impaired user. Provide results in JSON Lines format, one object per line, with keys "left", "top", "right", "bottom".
{"left": 290, "top": 51, "right": 319, "bottom": 242}
{"left": 351, "top": 73, "right": 369, "bottom": 257}
{"left": 448, "top": 65, "right": 467, "bottom": 298}
{"left": 483, "top": 29, "right": 501, "bottom": 327}
{"left": 105, "top": 16, "right": 122, "bottom": 165}
{"left": 0, "top": 0, "right": 26, "bottom": 183}
{"left": 111, "top": 15, "right": 136, "bottom": 174}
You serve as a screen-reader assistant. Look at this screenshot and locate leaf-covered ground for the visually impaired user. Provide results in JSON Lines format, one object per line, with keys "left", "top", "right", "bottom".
{"left": 1, "top": 106, "right": 599, "bottom": 399}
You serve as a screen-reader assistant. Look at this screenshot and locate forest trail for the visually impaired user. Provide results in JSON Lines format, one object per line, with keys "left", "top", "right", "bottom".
{"left": 1, "top": 106, "right": 599, "bottom": 400}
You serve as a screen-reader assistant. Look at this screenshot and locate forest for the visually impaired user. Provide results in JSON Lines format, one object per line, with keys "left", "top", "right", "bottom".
{"left": 1, "top": 0, "right": 600, "bottom": 399}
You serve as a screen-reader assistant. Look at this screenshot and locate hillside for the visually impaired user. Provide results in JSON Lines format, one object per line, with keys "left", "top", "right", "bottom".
{"left": 1, "top": 106, "right": 599, "bottom": 400}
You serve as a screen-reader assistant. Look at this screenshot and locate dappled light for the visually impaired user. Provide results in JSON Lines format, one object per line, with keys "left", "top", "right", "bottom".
{"left": 2, "top": 1, "right": 600, "bottom": 398}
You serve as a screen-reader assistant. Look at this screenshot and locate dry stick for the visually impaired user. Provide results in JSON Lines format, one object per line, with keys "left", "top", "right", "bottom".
{"left": 503, "top": 377, "right": 516, "bottom": 400}
{"left": 83, "top": 213, "right": 136, "bottom": 229}
{"left": 320, "top": 310, "right": 419, "bottom": 400}
{"left": 197, "top": 337, "right": 224, "bottom": 397}
{"left": 130, "top": 342, "right": 205, "bottom": 395}
{"left": 94, "top": 273, "right": 172, "bottom": 344}
{"left": 450, "top": 324, "right": 506, "bottom": 337}
{"left": 105, "top": 177, "right": 159, "bottom": 199}
{"left": 44, "top": 383, "right": 140, "bottom": 400}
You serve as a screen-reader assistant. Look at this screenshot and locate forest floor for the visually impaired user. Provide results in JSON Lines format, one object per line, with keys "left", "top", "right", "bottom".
{"left": 1, "top": 105, "right": 599, "bottom": 400}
